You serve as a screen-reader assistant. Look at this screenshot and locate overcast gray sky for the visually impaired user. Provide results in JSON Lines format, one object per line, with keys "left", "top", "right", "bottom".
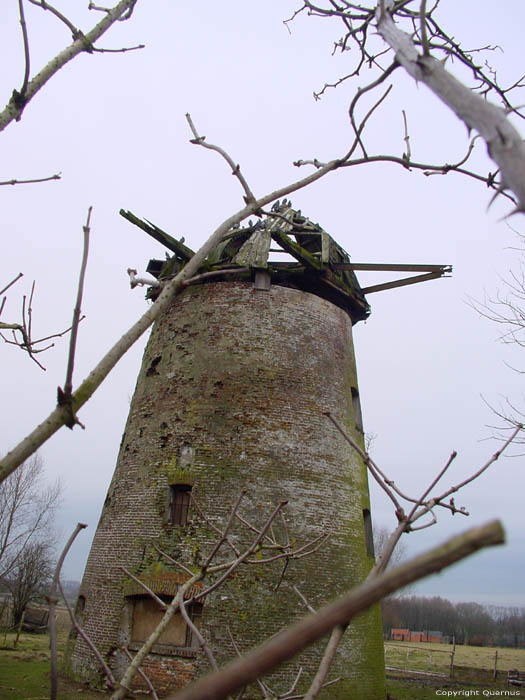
{"left": 2, "top": 1, "right": 524, "bottom": 607}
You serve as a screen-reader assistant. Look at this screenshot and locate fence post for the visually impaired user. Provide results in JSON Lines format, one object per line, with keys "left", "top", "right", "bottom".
{"left": 449, "top": 636, "right": 455, "bottom": 678}
{"left": 493, "top": 650, "right": 498, "bottom": 680}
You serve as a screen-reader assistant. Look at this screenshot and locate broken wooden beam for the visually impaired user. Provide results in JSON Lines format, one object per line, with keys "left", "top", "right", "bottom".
{"left": 120, "top": 209, "right": 195, "bottom": 261}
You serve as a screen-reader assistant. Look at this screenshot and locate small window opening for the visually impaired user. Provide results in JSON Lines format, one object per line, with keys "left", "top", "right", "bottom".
{"left": 169, "top": 485, "right": 192, "bottom": 526}
{"left": 351, "top": 387, "right": 363, "bottom": 433}
{"left": 69, "top": 595, "right": 86, "bottom": 642}
{"left": 363, "top": 509, "right": 374, "bottom": 558}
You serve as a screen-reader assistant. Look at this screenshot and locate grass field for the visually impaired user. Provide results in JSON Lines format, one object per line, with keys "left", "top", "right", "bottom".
{"left": 385, "top": 640, "right": 525, "bottom": 677}
{"left": 0, "top": 630, "right": 105, "bottom": 700}
{"left": 1, "top": 629, "right": 524, "bottom": 698}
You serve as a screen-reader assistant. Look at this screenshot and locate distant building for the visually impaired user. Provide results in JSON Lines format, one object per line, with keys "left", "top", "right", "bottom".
{"left": 391, "top": 628, "right": 443, "bottom": 643}
{"left": 391, "top": 628, "right": 410, "bottom": 641}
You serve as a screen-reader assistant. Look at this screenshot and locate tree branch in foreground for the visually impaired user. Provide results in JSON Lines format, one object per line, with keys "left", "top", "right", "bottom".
{"left": 376, "top": 0, "right": 525, "bottom": 212}
{"left": 0, "top": 0, "right": 138, "bottom": 131}
{"left": 166, "top": 520, "right": 504, "bottom": 700}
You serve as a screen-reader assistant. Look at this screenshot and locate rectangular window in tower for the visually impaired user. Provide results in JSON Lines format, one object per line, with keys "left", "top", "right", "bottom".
{"left": 130, "top": 596, "right": 203, "bottom": 649}
{"left": 363, "top": 508, "right": 375, "bottom": 558}
{"left": 351, "top": 387, "right": 364, "bottom": 433}
{"left": 168, "top": 484, "right": 192, "bottom": 526}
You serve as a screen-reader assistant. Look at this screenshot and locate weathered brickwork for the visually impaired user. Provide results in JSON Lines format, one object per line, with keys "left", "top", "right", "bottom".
{"left": 68, "top": 281, "right": 386, "bottom": 699}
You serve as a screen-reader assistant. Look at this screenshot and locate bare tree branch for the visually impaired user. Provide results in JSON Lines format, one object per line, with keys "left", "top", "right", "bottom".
{"left": 0, "top": 273, "right": 23, "bottom": 297}
{"left": 0, "top": 0, "right": 139, "bottom": 130}
{"left": 0, "top": 172, "right": 61, "bottom": 186}
{"left": 28, "top": 0, "right": 80, "bottom": 37}
{"left": 177, "top": 587, "right": 219, "bottom": 672}
{"left": 121, "top": 647, "right": 159, "bottom": 699}
{"left": 17, "top": 0, "right": 31, "bottom": 103}
{"left": 376, "top": 0, "right": 525, "bottom": 211}
{"left": 185, "top": 113, "right": 258, "bottom": 207}
{"left": 57, "top": 207, "right": 92, "bottom": 429}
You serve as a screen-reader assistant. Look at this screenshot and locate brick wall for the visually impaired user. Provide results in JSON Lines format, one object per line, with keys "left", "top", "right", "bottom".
{"left": 68, "top": 281, "right": 385, "bottom": 699}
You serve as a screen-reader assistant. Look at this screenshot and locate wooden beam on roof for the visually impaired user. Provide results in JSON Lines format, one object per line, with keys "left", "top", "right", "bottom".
{"left": 271, "top": 230, "right": 322, "bottom": 271}
{"left": 361, "top": 271, "right": 448, "bottom": 295}
{"left": 234, "top": 229, "right": 271, "bottom": 268}
{"left": 120, "top": 209, "right": 195, "bottom": 261}
{"left": 267, "top": 261, "right": 304, "bottom": 269}
{"left": 321, "top": 231, "right": 331, "bottom": 264}
{"left": 333, "top": 263, "right": 452, "bottom": 273}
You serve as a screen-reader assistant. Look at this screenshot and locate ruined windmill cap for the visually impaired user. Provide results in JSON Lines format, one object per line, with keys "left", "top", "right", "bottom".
{"left": 121, "top": 201, "right": 370, "bottom": 324}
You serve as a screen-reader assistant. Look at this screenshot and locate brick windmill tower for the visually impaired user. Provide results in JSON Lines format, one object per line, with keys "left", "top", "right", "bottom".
{"left": 67, "top": 202, "right": 449, "bottom": 698}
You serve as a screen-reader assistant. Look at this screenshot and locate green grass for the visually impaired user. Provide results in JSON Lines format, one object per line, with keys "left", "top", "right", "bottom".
{"left": 386, "top": 676, "right": 524, "bottom": 700}
{"left": 0, "top": 632, "right": 106, "bottom": 700}
{"left": 385, "top": 640, "right": 525, "bottom": 676}
{"left": 386, "top": 677, "right": 449, "bottom": 699}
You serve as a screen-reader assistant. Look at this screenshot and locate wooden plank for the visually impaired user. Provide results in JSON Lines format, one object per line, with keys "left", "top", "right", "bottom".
{"left": 267, "top": 262, "right": 303, "bottom": 269}
{"left": 271, "top": 230, "right": 321, "bottom": 271}
{"left": 333, "top": 263, "right": 452, "bottom": 273}
{"left": 361, "top": 271, "right": 445, "bottom": 294}
{"left": 321, "top": 231, "right": 331, "bottom": 265}
{"left": 120, "top": 209, "right": 195, "bottom": 261}
{"left": 234, "top": 229, "right": 271, "bottom": 268}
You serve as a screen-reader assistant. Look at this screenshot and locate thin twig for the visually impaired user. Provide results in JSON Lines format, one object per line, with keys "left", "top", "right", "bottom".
{"left": 303, "top": 627, "right": 343, "bottom": 700}
{"left": 190, "top": 492, "right": 241, "bottom": 557}
{"left": 194, "top": 501, "right": 288, "bottom": 602}
{"left": 28, "top": 0, "right": 80, "bottom": 37}
{"left": 185, "top": 113, "right": 258, "bottom": 207}
{"left": 17, "top": 0, "right": 31, "bottom": 102}
{"left": 120, "top": 566, "right": 167, "bottom": 610}
{"left": 431, "top": 423, "right": 523, "bottom": 505}
{"left": 92, "top": 43, "right": 145, "bottom": 53}
{"left": 204, "top": 491, "right": 246, "bottom": 569}
{"left": 153, "top": 544, "right": 195, "bottom": 577}
{"left": 0, "top": 173, "right": 61, "bottom": 186}
{"left": 64, "top": 206, "right": 91, "bottom": 396}
{"left": 419, "top": 0, "right": 429, "bottom": 55}
{"left": 401, "top": 109, "right": 411, "bottom": 162}
{"left": 292, "top": 586, "right": 316, "bottom": 615}
{"left": 178, "top": 588, "right": 219, "bottom": 671}
{"left": 57, "top": 207, "right": 91, "bottom": 428}
{"left": 121, "top": 648, "right": 159, "bottom": 699}
{"left": 0, "top": 273, "right": 23, "bottom": 297}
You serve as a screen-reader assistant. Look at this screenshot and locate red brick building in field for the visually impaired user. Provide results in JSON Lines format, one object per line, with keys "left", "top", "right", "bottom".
{"left": 391, "top": 628, "right": 410, "bottom": 641}
{"left": 391, "top": 629, "right": 443, "bottom": 643}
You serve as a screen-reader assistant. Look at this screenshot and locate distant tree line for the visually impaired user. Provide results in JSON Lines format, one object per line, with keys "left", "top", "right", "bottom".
{"left": 382, "top": 595, "right": 525, "bottom": 648}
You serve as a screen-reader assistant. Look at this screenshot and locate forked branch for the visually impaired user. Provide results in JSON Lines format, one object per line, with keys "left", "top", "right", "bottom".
{"left": 167, "top": 520, "right": 504, "bottom": 700}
